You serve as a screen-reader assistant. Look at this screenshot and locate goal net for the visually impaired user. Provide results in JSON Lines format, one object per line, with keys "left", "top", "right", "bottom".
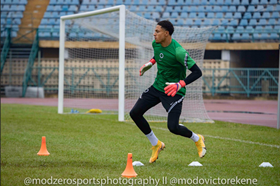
{"left": 58, "top": 5, "right": 214, "bottom": 123}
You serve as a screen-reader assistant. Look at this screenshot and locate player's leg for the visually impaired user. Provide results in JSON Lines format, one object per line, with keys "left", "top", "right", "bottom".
{"left": 129, "top": 86, "right": 165, "bottom": 163}
{"left": 160, "top": 94, "right": 206, "bottom": 158}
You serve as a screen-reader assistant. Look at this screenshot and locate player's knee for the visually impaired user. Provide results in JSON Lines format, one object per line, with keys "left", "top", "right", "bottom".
{"left": 129, "top": 108, "right": 139, "bottom": 119}
{"left": 168, "top": 124, "right": 180, "bottom": 134}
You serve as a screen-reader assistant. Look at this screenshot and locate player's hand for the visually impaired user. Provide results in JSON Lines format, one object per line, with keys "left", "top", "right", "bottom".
{"left": 139, "top": 58, "right": 156, "bottom": 76}
{"left": 164, "top": 80, "right": 186, "bottom": 97}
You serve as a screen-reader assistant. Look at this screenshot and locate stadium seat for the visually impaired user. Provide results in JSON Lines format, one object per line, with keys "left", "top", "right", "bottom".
{"left": 207, "top": 12, "right": 215, "bottom": 18}
{"left": 116, "top": 0, "right": 123, "bottom": 5}
{"left": 268, "top": 19, "right": 276, "bottom": 25}
{"left": 255, "top": 25, "right": 263, "bottom": 32}
{"left": 240, "top": 0, "right": 249, "bottom": 5}
{"left": 133, "top": 0, "right": 140, "bottom": 5}
{"left": 185, "top": 19, "right": 193, "bottom": 25}
{"left": 240, "top": 19, "right": 248, "bottom": 26}
{"left": 206, "top": 6, "right": 213, "bottom": 12}
{"left": 198, "top": 6, "right": 205, "bottom": 12}
{"left": 274, "top": 25, "right": 280, "bottom": 30}
{"left": 99, "top": 0, "right": 107, "bottom": 4}
{"left": 176, "top": 19, "right": 184, "bottom": 26}
{"left": 247, "top": 6, "right": 255, "bottom": 12}
{"left": 152, "top": 12, "right": 160, "bottom": 19}
{"left": 216, "top": 0, "right": 223, "bottom": 4}
{"left": 149, "top": 0, "right": 157, "bottom": 5}
{"left": 253, "top": 12, "right": 261, "bottom": 19}
{"left": 244, "top": 12, "right": 251, "bottom": 19}
{"left": 230, "top": 19, "right": 238, "bottom": 26}
{"left": 144, "top": 12, "right": 151, "bottom": 19}
{"left": 129, "top": 5, "right": 137, "bottom": 11}
{"left": 269, "top": 0, "right": 277, "bottom": 4}
{"left": 209, "top": 0, "right": 215, "bottom": 5}
{"left": 212, "top": 19, "right": 220, "bottom": 26}
{"left": 80, "top": 5, "right": 88, "bottom": 11}
{"left": 232, "top": 33, "right": 241, "bottom": 40}
{"left": 198, "top": 13, "right": 205, "bottom": 18}
{"left": 107, "top": 0, "right": 114, "bottom": 4}
{"left": 194, "top": 19, "right": 201, "bottom": 26}
{"left": 270, "top": 33, "right": 279, "bottom": 40}
{"left": 180, "top": 12, "right": 188, "bottom": 18}
{"left": 174, "top": 6, "right": 181, "bottom": 12}
{"left": 225, "top": 13, "right": 233, "bottom": 19}
{"left": 234, "top": 12, "right": 242, "bottom": 18}
{"left": 158, "top": 0, "right": 165, "bottom": 5}
{"left": 259, "top": 0, "right": 268, "bottom": 4}
{"left": 241, "top": 33, "right": 250, "bottom": 40}
{"left": 185, "top": 0, "right": 192, "bottom": 5}
{"left": 259, "top": 33, "right": 269, "bottom": 40}
{"left": 200, "top": 0, "right": 208, "bottom": 5}
{"left": 256, "top": 5, "right": 264, "bottom": 11}
{"left": 266, "top": 5, "right": 274, "bottom": 11}
{"left": 204, "top": 19, "right": 211, "bottom": 26}
{"left": 50, "top": 0, "right": 56, "bottom": 4}
{"left": 138, "top": 5, "right": 145, "bottom": 11}
{"left": 165, "top": 6, "right": 173, "bottom": 12}
{"left": 155, "top": 6, "right": 162, "bottom": 12}
{"left": 169, "top": 0, "right": 176, "bottom": 5}
{"left": 177, "top": 0, "right": 184, "bottom": 5}
{"left": 162, "top": 12, "right": 169, "bottom": 18}
{"left": 216, "top": 13, "right": 223, "bottom": 19}
{"left": 251, "top": 0, "right": 259, "bottom": 5}
{"left": 224, "top": 0, "right": 231, "bottom": 5}
{"left": 237, "top": 6, "right": 246, "bottom": 12}
{"left": 236, "top": 26, "right": 244, "bottom": 32}
{"left": 189, "top": 12, "right": 196, "bottom": 18}
{"left": 271, "top": 12, "right": 280, "bottom": 18}
{"left": 262, "top": 12, "right": 270, "bottom": 18}
{"left": 249, "top": 19, "right": 257, "bottom": 25}
{"left": 171, "top": 12, "right": 178, "bottom": 18}
{"left": 232, "top": 0, "right": 239, "bottom": 5}
{"left": 259, "top": 19, "right": 267, "bottom": 25}
{"left": 189, "top": 6, "right": 198, "bottom": 12}
{"left": 228, "top": 6, "right": 236, "bottom": 12}
{"left": 146, "top": 6, "right": 154, "bottom": 12}
{"left": 213, "top": 6, "right": 222, "bottom": 12}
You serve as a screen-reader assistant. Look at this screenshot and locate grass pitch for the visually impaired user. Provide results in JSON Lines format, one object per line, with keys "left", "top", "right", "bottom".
{"left": 1, "top": 104, "right": 280, "bottom": 186}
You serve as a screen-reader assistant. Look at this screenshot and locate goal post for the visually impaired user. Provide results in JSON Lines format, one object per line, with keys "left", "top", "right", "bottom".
{"left": 58, "top": 5, "right": 126, "bottom": 121}
{"left": 58, "top": 5, "right": 214, "bottom": 123}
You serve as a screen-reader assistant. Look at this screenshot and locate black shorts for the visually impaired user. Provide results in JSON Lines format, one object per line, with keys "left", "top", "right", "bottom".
{"left": 139, "top": 85, "right": 184, "bottom": 114}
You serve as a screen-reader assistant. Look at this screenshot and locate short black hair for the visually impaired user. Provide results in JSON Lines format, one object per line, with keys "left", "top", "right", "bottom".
{"left": 157, "top": 20, "right": 174, "bottom": 36}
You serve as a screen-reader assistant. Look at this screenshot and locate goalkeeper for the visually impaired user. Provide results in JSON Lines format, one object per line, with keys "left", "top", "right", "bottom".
{"left": 130, "top": 20, "right": 206, "bottom": 163}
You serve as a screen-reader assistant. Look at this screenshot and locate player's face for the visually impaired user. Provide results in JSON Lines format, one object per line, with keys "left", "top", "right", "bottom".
{"left": 154, "top": 25, "right": 168, "bottom": 44}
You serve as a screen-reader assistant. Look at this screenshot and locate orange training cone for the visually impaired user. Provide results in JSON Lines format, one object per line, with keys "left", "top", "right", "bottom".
{"left": 37, "top": 136, "right": 50, "bottom": 156}
{"left": 121, "top": 153, "right": 137, "bottom": 178}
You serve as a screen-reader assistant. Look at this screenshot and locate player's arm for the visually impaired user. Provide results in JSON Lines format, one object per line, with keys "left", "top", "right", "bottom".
{"left": 139, "top": 57, "right": 156, "bottom": 76}
{"left": 164, "top": 64, "right": 202, "bottom": 97}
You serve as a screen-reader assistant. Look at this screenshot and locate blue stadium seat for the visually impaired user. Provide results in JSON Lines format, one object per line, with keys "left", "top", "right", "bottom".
{"left": 253, "top": 12, "right": 261, "bottom": 19}
{"left": 1, "top": 12, "right": 7, "bottom": 18}
{"left": 189, "top": 12, "right": 196, "bottom": 18}
{"left": 259, "top": 19, "right": 267, "bottom": 25}
{"left": 168, "top": 19, "right": 176, "bottom": 25}
{"left": 182, "top": 6, "right": 189, "bottom": 11}
{"left": 212, "top": 19, "right": 220, "bottom": 25}
{"left": 266, "top": 5, "right": 274, "bottom": 11}
{"left": 245, "top": 26, "right": 254, "bottom": 32}
{"left": 162, "top": 12, "right": 169, "bottom": 18}
{"left": 158, "top": 0, "right": 165, "bottom": 5}
{"left": 259, "top": 0, "right": 268, "bottom": 4}
{"left": 241, "top": 33, "right": 250, "bottom": 40}
{"left": 225, "top": 13, "right": 233, "bottom": 19}
{"left": 146, "top": 6, "right": 154, "bottom": 12}
{"left": 228, "top": 6, "right": 236, "bottom": 12}
{"left": 224, "top": 0, "right": 231, "bottom": 5}
{"left": 256, "top": 5, "right": 264, "bottom": 11}
{"left": 264, "top": 25, "right": 273, "bottom": 30}
{"left": 144, "top": 12, "right": 151, "bottom": 19}
{"left": 152, "top": 12, "right": 160, "bottom": 19}
{"left": 259, "top": 33, "right": 269, "bottom": 40}
{"left": 255, "top": 25, "right": 263, "bottom": 32}
{"left": 221, "top": 19, "right": 229, "bottom": 26}
{"left": 133, "top": 0, "right": 140, "bottom": 5}
{"left": 129, "top": 5, "right": 137, "bottom": 11}
{"left": 206, "top": 6, "right": 213, "bottom": 12}
{"left": 247, "top": 6, "right": 255, "bottom": 12}
{"left": 240, "top": 19, "right": 248, "bottom": 26}
{"left": 189, "top": 6, "right": 198, "bottom": 12}
{"left": 269, "top": 0, "right": 277, "bottom": 4}
{"left": 243, "top": 12, "right": 251, "bottom": 19}
{"left": 176, "top": 19, "right": 184, "bottom": 25}
{"left": 213, "top": 6, "right": 222, "bottom": 12}
{"left": 236, "top": 26, "right": 244, "bottom": 32}
{"left": 232, "top": 0, "right": 239, "bottom": 5}
{"left": 99, "top": 0, "right": 107, "bottom": 4}
{"left": 234, "top": 12, "right": 241, "bottom": 18}
{"left": 274, "top": 25, "right": 280, "bottom": 30}
{"left": 216, "top": 12, "right": 223, "bottom": 18}
{"left": 204, "top": 19, "right": 211, "bottom": 26}
{"left": 232, "top": 33, "right": 241, "bottom": 40}
{"left": 249, "top": 19, "right": 257, "bottom": 25}
{"left": 240, "top": 0, "right": 249, "bottom": 4}
{"left": 237, "top": 5, "right": 246, "bottom": 12}
{"left": 142, "top": 0, "right": 148, "bottom": 4}
{"left": 271, "top": 12, "right": 280, "bottom": 18}
{"left": 180, "top": 12, "right": 188, "bottom": 18}
{"left": 262, "top": 12, "right": 270, "bottom": 18}
{"left": 251, "top": 0, "right": 259, "bottom": 5}
{"left": 80, "top": 5, "right": 88, "bottom": 11}
{"left": 270, "top": 33, "right": 279, "bottom": 40}
{"left": 268, "top": 18, "right": 276, "bottom": 25}
{"left": 194, "top": 19, "right": 201, "bottom": 26}
{"left": 2, "top": 5, "right": 10, "bottom": 11}
{"left": 44, "top": 12, "right": 52, "bottom": 18}
{"left": 107, "top": 0, "right": 114, "bottom": 4}
{"left": 230, "top": 19, "right": 238, "bottom": 26}
{"left": 185, "top": 0, "right": 192, "bottom": 5}
{"left": 12, "top": 12, "right": 23, "bottom": 18}
{"left": 198, "top": 6, "right": 205, "bottom": 12}
{"left": 138, "top": 5, "right": 145, "bottom": 11}
{"left": 209, "top": 0, "right": 216, "bottom": 5}
{"left": 69, "top": 5, "right": 77, "bottom": 11}
{"left": 177, "top": 0, "right": 184, "bottom": 5}
{"left": 165, "top": 6, "right": 173, "bottom": 12}
{"left": 49, "top": 0, "right": 56, "bottom": 4}
{"left": 207, "top": 12, "right": 215, "bottom": 18}
{"left": 155, "top": 6, "right": 162, "bottom": 12}
{"left": 149, "top": 0, "right": 157, "bottom": 5}
{"left": 201, "top": 0, "right": 208, "bottom": 4}
{"left": 116, "top": 0, "right": 123, "bottom": 5}
{"left": 198, "top": 13, "right": 205, "bottom": 18}
{"left": 185, "top": 19, "right": 193, "bottom": 25}
{"left": 169, "top": 0, "right": 176, "bottom": 5}
{"left": 174, "top": 6, "right": 181, "bottom": 12}
{"left": 171, "top": 12, "right": 178, "bottom": 18}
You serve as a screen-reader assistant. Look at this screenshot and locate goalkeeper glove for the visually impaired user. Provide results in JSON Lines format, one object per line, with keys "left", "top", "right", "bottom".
{"left": 139, "top": 58, "right": 156, "bottom": 76}
{"left": 164, "top": 80, "right": 186, "bottom": 97}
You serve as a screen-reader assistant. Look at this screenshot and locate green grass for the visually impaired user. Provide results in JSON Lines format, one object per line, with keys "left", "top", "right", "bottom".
{"left": 1, "top": 104, "right": 280, "bottom": 186}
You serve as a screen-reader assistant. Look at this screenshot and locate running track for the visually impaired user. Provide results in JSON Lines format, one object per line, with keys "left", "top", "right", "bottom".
{"left": 1, "top": 98, "right": 278, "bottom": 128}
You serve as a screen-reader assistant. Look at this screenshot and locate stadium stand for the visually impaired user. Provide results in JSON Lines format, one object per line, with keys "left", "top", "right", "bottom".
{"left": 1, "top": 0, "right": 280, "bottom": 42}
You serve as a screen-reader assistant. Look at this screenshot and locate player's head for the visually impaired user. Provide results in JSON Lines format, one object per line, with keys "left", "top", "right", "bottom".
{"left": 154, "top": 20, "right": 174, "bottom": 44}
